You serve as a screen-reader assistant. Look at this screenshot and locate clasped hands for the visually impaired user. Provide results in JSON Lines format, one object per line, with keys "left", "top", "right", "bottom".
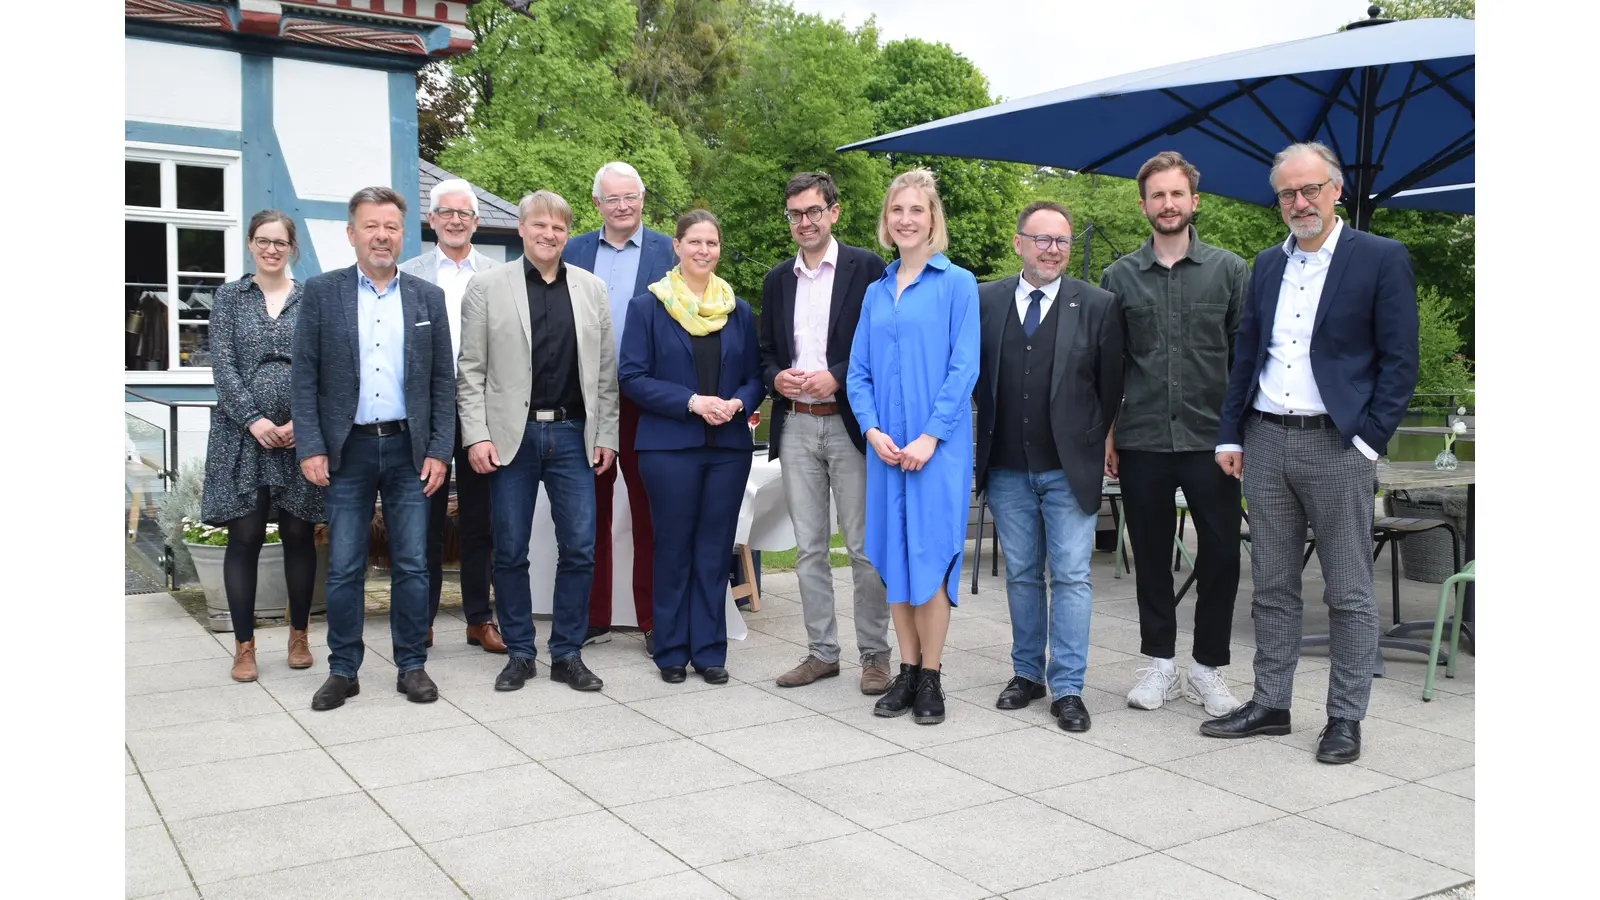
{"left": 690, "top": 394, "right": 745, "bottom": 426}
{"left": 249, "top": 418, "right": 296, "bottom": 450}
{"left": 774, "top": 368, "right": 838, "bottom": 403}
{"left": 866, "top": 428, "right": 938, "bottom": 472}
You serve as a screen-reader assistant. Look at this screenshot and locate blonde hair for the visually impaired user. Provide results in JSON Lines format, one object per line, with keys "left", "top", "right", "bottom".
{"left": 517, "top": 190, "right": 573, "bottom": 228}
{"left": 876, "top": 168, "right": 949, "bottom": 255}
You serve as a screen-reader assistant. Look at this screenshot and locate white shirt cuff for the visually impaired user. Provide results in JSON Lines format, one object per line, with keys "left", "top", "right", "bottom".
{"left": 1215, "top": 444, "right": 1243, "bottom": 454}
{"left": 1352, "top": 436, "right": 1378, "bottom": 461}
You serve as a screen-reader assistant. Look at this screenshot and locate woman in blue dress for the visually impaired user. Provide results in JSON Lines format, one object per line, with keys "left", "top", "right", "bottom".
{"left": 846, "top": 168, "right": 980, "bottom": 725}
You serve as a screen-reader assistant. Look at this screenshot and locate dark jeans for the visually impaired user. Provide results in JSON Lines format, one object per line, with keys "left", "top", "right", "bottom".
{"left": 638, "top": 447, "right": 751, "bottom": 670}
{"left": 1118, "top": 449, "right": 1241, "bottom": 666}
{"left": 590, "top": 395, "right": 654, "bottom": 630}
{"left": 428, "top": 421, "right": 495, "bottom": 626}
{"left": 489, "top": 419, "right": 596, "bottom": 663}
{"left": 324, "top": 431, "right": 432, "bottom": 678}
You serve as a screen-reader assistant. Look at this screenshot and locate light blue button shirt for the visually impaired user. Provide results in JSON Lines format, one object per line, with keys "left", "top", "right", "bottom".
{"left": 354, "top": 269, "right": 407, "bottom": 424}
{"left": 593, "top": 224, "right": 643, "bottom": 356}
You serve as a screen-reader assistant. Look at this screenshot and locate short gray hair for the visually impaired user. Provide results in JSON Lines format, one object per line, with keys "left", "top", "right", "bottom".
{"left": 429, "top": 178, "right": 479, "bottom": 216}
{"left": 347, "top": 186, "right": 406, "bottom": 225}
{"left": 1270, "top": 142, "right": 1344, "bottom": 191}
{"left": 591, "top": 161, "right": 646, "bottom": 199}
{"left": 518, "top": 190, "right": 573, "bottom": 227}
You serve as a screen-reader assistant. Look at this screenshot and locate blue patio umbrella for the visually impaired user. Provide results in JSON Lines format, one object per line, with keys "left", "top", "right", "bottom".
{"left": 838, "top": 9, "right": 1473, "bottom": 228}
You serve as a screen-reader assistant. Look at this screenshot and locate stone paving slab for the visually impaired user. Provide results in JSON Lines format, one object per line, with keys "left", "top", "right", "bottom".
{"left": 124, "top": 549, "right": 1473, "bottom": 899}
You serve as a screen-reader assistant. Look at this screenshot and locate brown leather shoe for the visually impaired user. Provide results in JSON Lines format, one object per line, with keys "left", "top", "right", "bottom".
{"left": 776, "top": 656, "right": 841, "bottom": 688}
{"left": 287, "top": 629, "right": 314, "bottom": 669}
{"left": 465, "top": 622, "right": 508, "bottom": 653}
{"left": 231, "top": 640, "right": 258, "bottom": 682}
{"left": 425, "top": 627, "right": 434, "bottom": 648}
{"left": 859, "top": 653, "right": 892, "bottom": 695}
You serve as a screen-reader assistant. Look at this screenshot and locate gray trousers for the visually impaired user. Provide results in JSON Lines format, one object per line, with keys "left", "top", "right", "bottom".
{"left": 1243, "top": 416, "right": 1379, "bottom": 720}
{"left": 778, "top": 411, "right": 890, "bottom": 664}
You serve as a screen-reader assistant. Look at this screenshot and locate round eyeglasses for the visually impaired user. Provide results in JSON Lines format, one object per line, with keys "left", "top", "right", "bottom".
{"left": 782, "top": 204, "right": 833, "bottom": 225}
{"left": 1275, "top": 179, "right": 1332, "bottom": 206}
{"left": 1017, "top": 232, "right": 1073, "bottom": 252}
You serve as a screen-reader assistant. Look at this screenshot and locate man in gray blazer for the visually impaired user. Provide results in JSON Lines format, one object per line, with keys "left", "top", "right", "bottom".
{"left": 456, "top": 190, "right": 620, "bottom": 693}
{"left": 398, "top": 177, "right": 505, "bottom": 654}
{"left": 973, "top": 200, "right": 1125, "bottom": 733}
{"left": 293, "top": 186, "right": 456, "bottom": 711}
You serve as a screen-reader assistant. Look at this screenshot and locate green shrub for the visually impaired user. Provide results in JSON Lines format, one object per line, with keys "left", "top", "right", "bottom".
{"left": 1414, "top": 285, "right": 1474, "bottom": 412}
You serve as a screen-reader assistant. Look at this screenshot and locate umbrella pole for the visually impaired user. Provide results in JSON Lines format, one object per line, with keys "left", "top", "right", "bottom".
{"left": 1080, "top": 224, "right": 1093, "bottom": 282}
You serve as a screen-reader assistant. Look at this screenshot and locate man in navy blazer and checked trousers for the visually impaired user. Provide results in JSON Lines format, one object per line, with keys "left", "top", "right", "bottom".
{"left": 1200, "top": 142, "right": 1418, "bottom": 765}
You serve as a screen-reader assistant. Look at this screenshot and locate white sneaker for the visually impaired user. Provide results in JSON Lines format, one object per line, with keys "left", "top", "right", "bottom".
{"left": 1184, "top": 666, "right": 1242, "bottom": 717}
{"left": 1127, "top": 666, "right": 1182, "bottom": 710}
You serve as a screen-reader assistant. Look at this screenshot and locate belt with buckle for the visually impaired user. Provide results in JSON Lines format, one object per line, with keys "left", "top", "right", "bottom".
{"left": 792, "top": 401, "right": 840, "bottom": 416}
{"left": 353, "top": 420, "right": 407, "bottom": 437}
{"left": 529, "top": 407, "right": 571, "bottom": 422}
{"left": 1254, "top": 411, "right": 1334, "bottom": 429}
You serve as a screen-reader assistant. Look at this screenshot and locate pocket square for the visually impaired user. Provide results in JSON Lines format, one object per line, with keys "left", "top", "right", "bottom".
{"left": 415, "top": 320, "right": 431, "bottom": 326}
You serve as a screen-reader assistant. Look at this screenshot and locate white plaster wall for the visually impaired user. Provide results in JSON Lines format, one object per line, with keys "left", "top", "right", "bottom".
{"left": 274, "top": 58, "right": 391, "bottom": 202}
{"left": 305, "top": 219, "right": 356, "bottom": 272}
{"left": 126, "top": 38, "right": 242, "bottom": 131}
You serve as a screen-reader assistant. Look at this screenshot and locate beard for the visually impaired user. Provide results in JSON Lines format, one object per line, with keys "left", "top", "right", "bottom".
{"left": 1287, "top": 212, "right": 1325, "bottom": 240}
{"left": 1147, "top": 208, "right": 1192, "bottom": 235}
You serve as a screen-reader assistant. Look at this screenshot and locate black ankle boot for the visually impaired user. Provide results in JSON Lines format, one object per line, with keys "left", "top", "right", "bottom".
{"left": 873, "top": 663, "right": 922, "bottom": 718}
{"left": 913, "top": 667, "right": 945, "bottom": 725}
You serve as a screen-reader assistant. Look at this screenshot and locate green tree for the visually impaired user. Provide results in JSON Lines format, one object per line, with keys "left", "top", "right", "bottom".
{"left": 1413, "top": 285, "right": 1474, "bottom": 409}
{"left": 865, "top": 39, "right": 1026, "bottom": 279}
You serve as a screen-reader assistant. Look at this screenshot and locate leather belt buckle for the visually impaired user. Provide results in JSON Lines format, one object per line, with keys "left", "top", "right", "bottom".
{"left": 794, "top": 401, "right": 839, "bottom": 416}
{"left": 533, "top": 409, "right": 557, "bottom": 423}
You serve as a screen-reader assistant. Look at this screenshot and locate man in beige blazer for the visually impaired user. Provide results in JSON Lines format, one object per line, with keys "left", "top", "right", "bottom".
{"left": 456, "top": 190, "right": 620, "bottom": 693}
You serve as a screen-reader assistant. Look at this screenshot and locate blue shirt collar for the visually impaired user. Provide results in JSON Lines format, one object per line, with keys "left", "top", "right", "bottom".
{"left": 356, "top": 266, "right": 400, "bottom": 296}
{"left": 885, "top": 252, "right": 950, "bottom": 278}
{"left": 601, "top": 224, "right": 644, "bottom": 251}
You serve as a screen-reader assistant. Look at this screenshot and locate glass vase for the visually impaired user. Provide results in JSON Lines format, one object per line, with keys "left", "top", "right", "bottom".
{"left": 1433, "top": 447, "right": 1458, "bottom": 471}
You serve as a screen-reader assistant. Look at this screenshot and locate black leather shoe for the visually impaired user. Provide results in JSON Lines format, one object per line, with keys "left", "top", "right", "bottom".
{"left": 311, "top": 674, "right": 359, "bottom": 711}
{"left": 396, "top": 668, "right": 439, "bottom": 703}
{"left": 696, "top": 665, "right": 729, "bottom": 685}
{"left": 643, "top": 630, "right": 655, "bottom": 657}
{"left": 996, "top": 676, "right": 1046, "bottom": 710}
{"left": 1315, "top": 717, "right": 1362, "bottom": 764}
{"left": 1051, "top": 695, "right": 1091, "bottom": 732}
{"left": 495, "top": 658, "right": 537, "bottom": 692}
{"left": 583, "top": 626, "right": 612, "bottom": 646}
{"left": 551, "top": 655, "right": 604, "bottom": 692}
{"left": 1199, "top": 700, "right": 1291, "bottom": 738}
{"left": 660, "top": 666, "right": 687, "bottom": 683}
{"left": 912, "top": 667, "right": 945, "bottom": 725}
{"left": 873, "top": 662, "right": 921, "bottom": 718}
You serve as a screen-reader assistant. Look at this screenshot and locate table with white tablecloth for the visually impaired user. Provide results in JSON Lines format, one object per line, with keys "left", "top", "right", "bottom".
{"left": 526, "top": 452, "right": 826, "bottom": 641}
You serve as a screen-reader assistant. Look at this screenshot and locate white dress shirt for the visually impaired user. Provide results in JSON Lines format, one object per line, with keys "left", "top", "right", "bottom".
{"left": 1217, "top": 217, "right": 1375, "bottom": 460}
{"left": 1015, "top": 274, "right": 1061, "bottom": 323}
{"left": 434, "top": 247, "right": 478, "bottom": 374}
{"left": 792, "top": 238, "right": 839, "bottom": 403}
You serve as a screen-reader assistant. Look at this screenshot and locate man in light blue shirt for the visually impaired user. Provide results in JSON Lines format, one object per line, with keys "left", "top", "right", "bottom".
{"left": 354, "top": 270, "right": 407, "bottom": 424}
{"left": 562, "top": 161, "right": 675, "bottom": 650}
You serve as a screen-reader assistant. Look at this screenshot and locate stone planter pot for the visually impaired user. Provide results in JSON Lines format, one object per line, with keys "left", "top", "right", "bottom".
{"left": 186, "top": 541, "right": 329, "bottom": 632}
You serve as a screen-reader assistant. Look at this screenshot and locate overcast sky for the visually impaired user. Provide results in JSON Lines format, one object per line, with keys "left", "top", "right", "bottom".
{"left": 789, "top": 0, "right": 1382, "bottom": 104}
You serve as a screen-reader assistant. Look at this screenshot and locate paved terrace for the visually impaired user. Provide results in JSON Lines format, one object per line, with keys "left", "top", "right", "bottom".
{"left": 126, "top": 549, "right": 1474, "bottom": 899}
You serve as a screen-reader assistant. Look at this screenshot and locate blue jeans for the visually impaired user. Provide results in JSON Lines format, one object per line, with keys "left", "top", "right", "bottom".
{"left": 324, "top": 431, "right": 432, "bottom": 678}
{"left": 489, "top": 419, "right": 596, "bottom": 663}
{"left": 985, "top": 468, "right": 1097, "bottom": 698}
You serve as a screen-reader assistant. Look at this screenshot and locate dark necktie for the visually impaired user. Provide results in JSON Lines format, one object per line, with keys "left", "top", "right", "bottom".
{"left": 1023, "top": 289, "right": 1044, "bottom": 337}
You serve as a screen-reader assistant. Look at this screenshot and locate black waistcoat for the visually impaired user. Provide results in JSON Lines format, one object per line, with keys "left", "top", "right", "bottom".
{"left": 990, "top": 300, "right": 1061, "bottom": 473}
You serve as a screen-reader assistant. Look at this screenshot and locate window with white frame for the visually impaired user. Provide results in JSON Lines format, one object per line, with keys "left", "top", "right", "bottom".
{"left": 125, "top": 143, "right": 243, "bottom": 373}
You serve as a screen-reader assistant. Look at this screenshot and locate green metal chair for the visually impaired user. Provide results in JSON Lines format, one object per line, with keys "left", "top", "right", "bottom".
{"left": 1423, "top": 560, "right": 1476, "bottom": 701}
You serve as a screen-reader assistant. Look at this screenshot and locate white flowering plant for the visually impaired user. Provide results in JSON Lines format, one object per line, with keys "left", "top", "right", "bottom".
{"left": 1442, "top": 405, "right": 1468, "bottom": 455}
{"left": 181, "top": 516, "right": 281, "bottom": 546}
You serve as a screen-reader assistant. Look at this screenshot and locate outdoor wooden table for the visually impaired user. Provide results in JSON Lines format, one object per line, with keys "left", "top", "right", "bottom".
{"left": 1394, "top": 425, "right": 1475, "bottom": 441}
{"left": 1299, "top": 460, "right": 1476, "bottom": 671}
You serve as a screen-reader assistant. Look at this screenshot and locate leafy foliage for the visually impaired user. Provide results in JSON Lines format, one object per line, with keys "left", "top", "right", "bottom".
{"left": 1414, "top": 285, "right": 1475, "bottom": 409}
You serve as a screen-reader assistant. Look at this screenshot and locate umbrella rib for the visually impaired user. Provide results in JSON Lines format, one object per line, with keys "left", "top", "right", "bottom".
{"left": 1238, "top": 81, "right": 1303, "bottom": 147}
{"left": 1157, "top": 87, "right": 1280, "bottom": 162}
{"left": 1302, "top": 69, "right": 1356, "bottom": 157}
{"left": 1373, "top": 66, "right": 1420, "bottom": 172}
{"left": 1283, "top": 73, "right": 1360, "bottom": 115}
{"left": 1370, "top": 135, "right": 1474, "bottom": 205}
{"left": 1190, "top": 121, "right": 1277, "bottom": 168}
{"left": 1074, "top": 77, "right": 1278, "bottom": 173}
{"left": 1411, "top": 60, "right": 1476, "bottom": 116}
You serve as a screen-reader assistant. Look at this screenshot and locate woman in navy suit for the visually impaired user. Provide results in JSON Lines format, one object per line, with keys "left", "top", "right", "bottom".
{"left": 619, "top": 210, "right": 766, "bottom": 684}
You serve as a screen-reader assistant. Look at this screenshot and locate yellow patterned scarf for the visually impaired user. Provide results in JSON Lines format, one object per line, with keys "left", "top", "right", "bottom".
{"left": 648, "top": 267, "right": 736, "bottom": 335}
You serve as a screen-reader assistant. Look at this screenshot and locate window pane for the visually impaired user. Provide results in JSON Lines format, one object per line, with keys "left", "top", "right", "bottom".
{"left": 126, "top": 221, "right": 167, "bottom": 286}
{"left": 178, "top": 322, "right": 212, "bottom": 367}
{"left": 176, "top": 165, "right": 225, "bottom": 212}
{"left": 126, "top": 161, "right": 160, "bottom": 208}
{"left": 177, "top": 227, "right": 226, "bottom": 273}
{"left": 127, "top": 219, "right": 169, "bottom": 371}
{"left": 177, "top": 275, "right": 224, "bottom": 320}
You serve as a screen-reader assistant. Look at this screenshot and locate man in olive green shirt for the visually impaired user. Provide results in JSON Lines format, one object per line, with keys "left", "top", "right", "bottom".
{"left": 1100, "top": 151, "right": 1250, "bottom": 719}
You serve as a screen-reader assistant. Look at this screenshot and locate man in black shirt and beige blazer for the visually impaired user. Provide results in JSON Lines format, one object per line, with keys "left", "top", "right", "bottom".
{"left": 455, "top": 190, "right": 620, "bottom": 694}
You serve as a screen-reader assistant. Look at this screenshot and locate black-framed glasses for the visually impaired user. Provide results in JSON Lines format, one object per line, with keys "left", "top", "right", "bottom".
{"left": 782, "top": 204, "right": 834, "bottom": 225}
{"left": 1018, "top": 232, "right": 1073, "bottom": 252}
{"left": 1276, "top": 179, "right": 1331, "bottom": 206}
{"left": 600, "top": 193, "right": 642, "bottom": 208}
{"left": 250, "top": 237, "right": 291, "bottom": 251}
{"left": 432, "top": 207, "right": 476, "bottom": 221}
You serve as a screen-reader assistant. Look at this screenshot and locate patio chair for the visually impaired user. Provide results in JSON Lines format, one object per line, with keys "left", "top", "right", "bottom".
{"left": 1423, "top": 560, "right": 1475, "bottom": 701}
{"left": 1174, "top": 508, "right": 1315, "bottom": 602}
{"left": 1372, "top": 516, "right": 1460, "bottom": 630}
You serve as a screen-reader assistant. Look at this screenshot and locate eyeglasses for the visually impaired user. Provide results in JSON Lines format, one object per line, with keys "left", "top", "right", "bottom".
{"left": 1275, "top": 179, "right": 1332, "bottom": 206}
{"left": 599, "top": 193, "right": 642, "bottom": 208}
{"left": 782, "top": 204, "right": 833, "bottom": 225}
{"left": 250, "top": 237, "right": 291, "bottom": 252}
{"left": 432, "top": 207, "right": 476, "bottom": 221}
{"left": 1017, "top": 232, "right": 1073, "bottom": 252}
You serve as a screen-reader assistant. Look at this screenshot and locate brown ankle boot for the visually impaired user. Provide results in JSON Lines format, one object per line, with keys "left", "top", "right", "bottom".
{"left": 287, "top": 629, "right": 314, "bottom": 669}
{"left": 231, "top": 640, "right": 258, "bottom": 682}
